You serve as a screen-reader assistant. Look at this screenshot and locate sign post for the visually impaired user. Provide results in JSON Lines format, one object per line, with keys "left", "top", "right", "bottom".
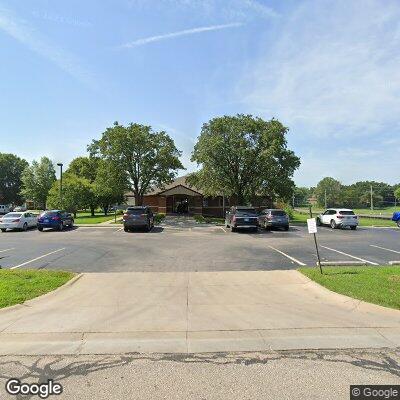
{"left": 308, "top": 206, "right": 323, "bottom": 274}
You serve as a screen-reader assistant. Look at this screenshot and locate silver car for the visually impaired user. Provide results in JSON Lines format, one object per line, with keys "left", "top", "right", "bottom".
{"left": 123, "top": 206, "right": 154, "bottom": 232}
{"left": 0, "top": 212, "right": 38, "bottom": 232}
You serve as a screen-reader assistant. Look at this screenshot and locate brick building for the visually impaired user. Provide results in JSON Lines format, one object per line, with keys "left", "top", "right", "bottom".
{"left": 125, "top": 176, "right": 272, "bottom": 217}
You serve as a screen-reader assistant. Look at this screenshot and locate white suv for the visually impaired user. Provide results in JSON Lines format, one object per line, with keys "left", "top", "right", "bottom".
{"left": 317, "top": 208, "right": 359, "bottom": 230}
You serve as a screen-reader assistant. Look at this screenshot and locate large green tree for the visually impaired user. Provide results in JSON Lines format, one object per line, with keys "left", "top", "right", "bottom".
{"left": 0, "top": 153, "right": 28, "bottom": 205}
{"left": 315, "top": 177, "right": 343, "bottom": 208}
{"left": 20, "top": 157, "right": 56, "bottom": 209}
{"left": 66, "top": 156, "right": 100, "bottom": 215}
{"left": 47, "top": 173, "right": 94, "bottom": 217}
{"left": 395, "top": 187, "right": 400, "bottom": 203}
{"left": 188, "top": 115, "right": 300, "bottom": 204}
{"left": 89, "top": 122, "right": 183, "bottom": 205}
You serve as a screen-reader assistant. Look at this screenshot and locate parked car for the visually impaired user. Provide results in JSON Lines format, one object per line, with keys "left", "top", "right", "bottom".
{"left": 0, "top": 212, "right": 37, "bottom": 232}
{"left": 14, "top": 206, "right": 27, "bottom": 212}
{"left": 37, "top": 210, "right": 74, "bottom": 231}
{"left": 316, "top": 208, "right": 358, "bottom": 230}
{"left": 392, "top": 211, "right": 400, "bottom": 228}
{"left": 258, "top": 209, "right": 289, "bottom": 231}
{"left": 123, "top": 206, "right": 154, "bottom": 232}
{"left": 0, "top": 205, "right": 11, "bottom": 215}
{"left": 225, "top": 206, "right": 259, "bottom": 232}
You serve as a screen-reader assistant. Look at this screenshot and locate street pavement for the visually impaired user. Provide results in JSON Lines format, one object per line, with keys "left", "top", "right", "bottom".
{"left": 0, "top": 349, "right": 399, "bottom": 400}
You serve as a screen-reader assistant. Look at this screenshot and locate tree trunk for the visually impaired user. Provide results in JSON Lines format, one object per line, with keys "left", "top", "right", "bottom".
{"left": 90, "top": 205, "right": 95, "bottom": 217}
{"left": 135, "top": 192, "right": 143, "bottom": 206}
{"left": 74, "top": 211, "right": 77, "bottom": 218}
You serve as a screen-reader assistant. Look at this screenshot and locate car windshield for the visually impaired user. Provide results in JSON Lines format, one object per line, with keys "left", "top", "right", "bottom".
{"left": 339, "top": 211, "right": 355, "bottom": 215}
{"left": 271, "top": 210, "right": 286, "bottom": 216}
{"left": 4, "top": 213, "right": 22, "bottom": 218}
{"left": 127, "top": 208, "right": 146, "bottom": 214}
{"left": 236, "top": 208, "right": 257, "bottom": 216}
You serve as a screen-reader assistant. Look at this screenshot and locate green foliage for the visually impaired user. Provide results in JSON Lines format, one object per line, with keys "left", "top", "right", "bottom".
{"left": 193, "top": 215, "right": 206, "bottom": 223}
{"left": 47, "top": 173, "right": 94, "bottom": 215}
{"left": 188, "top": 114, "right": 300, "bottom": 204}
{"left": 89, "top": 122, "right": 184, "bottom": 205}
{"left": 395, "top": 187, "right": 400, "bottom": 201}
{"left": 315, "top": 177, "right": 343, "bottom": 208}
{"left": 0, "top": 153, "right": 28, "bottom": 205}
{"left": 283, "top": 205, "right": 294, "bottom": 220}
{"left": 293, "top": 187, "right": 311, "bottom": 206}
{"left": 154, "top": 213, "right": 166, "bottom": 224}
{"left": 20, "top": 157, "right": 56, "bottom": 209}
{"left": 67, "top": 156, "right": 99, "bottom": 183}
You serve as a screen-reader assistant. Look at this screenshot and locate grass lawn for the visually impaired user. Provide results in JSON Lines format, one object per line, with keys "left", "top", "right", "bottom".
{"left": 0, "top": 270, "right": 75, "bottom": 309}
{"left": 299, "top": 266, "right": 400, "bottom": 310}
{"left": 74, "top": 211, "right": 115, "bottom": 224}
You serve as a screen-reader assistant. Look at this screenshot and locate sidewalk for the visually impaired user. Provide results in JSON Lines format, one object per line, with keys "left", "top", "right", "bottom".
{"left": 0, "top": 271, "right": 399, "bottom": 355}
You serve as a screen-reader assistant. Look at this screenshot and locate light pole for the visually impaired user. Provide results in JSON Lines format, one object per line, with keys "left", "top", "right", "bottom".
{"left": 57, "top": 163, "right": 63, "bottom": 209}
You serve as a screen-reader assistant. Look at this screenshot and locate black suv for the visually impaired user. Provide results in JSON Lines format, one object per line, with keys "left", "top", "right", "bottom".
{"left": 225, "top": 206, "right": 259, "bottom": 232}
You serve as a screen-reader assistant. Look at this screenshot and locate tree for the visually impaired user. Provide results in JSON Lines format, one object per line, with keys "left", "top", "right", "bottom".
{"left": 20, "top": 157, "right": 56, "bottom": 209}
{"left": 93, "top": 160, "right": 127, "bottom": 214}
{"left": 47, "top": 173, "right": 94, "bottom": 217}
{"left": 294, "top": 187, "right": 311, "bottom": 207}
{"left": 67, "top": 156, "right": 100, "bottom": 216}
{"left": 89, "top": 122, "right": 184, "bottom": 205}
{"left": 395, "top": 187, "right": 400, "bottom": 203}
{"left": 315, "top": 177, "right": 343, "bottom": 208}
{"left": 360, "top": 191, "right": 383, "bottom": 208}
{"left": 0, "top": 153, "right": 28, "bottom": 205}
{"left": 188, "top": 115, "right": 300, "bottom": 204}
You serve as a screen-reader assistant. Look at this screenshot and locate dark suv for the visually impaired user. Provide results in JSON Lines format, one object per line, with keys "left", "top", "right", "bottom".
{"left": 225, "top": 206, "right": 259, "bottom": 232}
{"left": 258, "top": 209, "right": 289, "bottom": 231}
{"left": 123, "top": 206, "right": 154, "bottom": 232}
{"left": 37, "top": 210, "right": 74, "bottom": 231}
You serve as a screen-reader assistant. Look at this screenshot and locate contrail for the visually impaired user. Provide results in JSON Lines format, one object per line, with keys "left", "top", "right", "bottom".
{"left": 120, "top": 22, "right": 243, "bottom": 48}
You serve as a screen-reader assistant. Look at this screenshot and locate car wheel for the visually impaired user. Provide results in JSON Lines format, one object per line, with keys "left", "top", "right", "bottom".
{"left": 316, "top": 218, "right": 322, "bottom": 226}
{"left": 146, "top": 223, "right": 151, "bottom": 232}
{"left": 124, "top": 226, "right": 129, "bottom": 232}
{"left": 38, "top": 227, "right": 43, "bottom": 232}
{"left": 22, "top": 222, "right": 28, "bottom": 231}
{"left": 58, "top": 223, "right": 63, "bottom": 231}
{"left": 397, "top": 221, "right": 400, "bottom": 228}
{"left": 264, "top": 222, "right": 271, "bottom": 231}
{"left": 330, "top": 220, "right": 337, "bottom": 229}
{"left": 284, "top": 225, "right": 289, "bottom": 231}
{"left": 1, "top": 228, "right": 6, "bottom": 233}
{"left": 350, "top": 226, "right": 357, "bottom": 230}
{"left": 230, "top": 226, "right": 236, "bottom": 232}
{"left": 69, "top": 219, "right": 74, "bottom": 228}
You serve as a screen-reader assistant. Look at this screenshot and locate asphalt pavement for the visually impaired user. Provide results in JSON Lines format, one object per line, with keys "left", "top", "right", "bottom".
{"left": 0, "top": 222, "right": 399, "bottom": 272}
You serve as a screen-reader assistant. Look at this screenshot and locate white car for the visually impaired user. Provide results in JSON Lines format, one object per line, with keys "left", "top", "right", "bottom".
{"left": 316, "top": 208, "right": 359, "bottom": 230}
{"left": 0, "top": 212, "right": 38, "bottom": 232}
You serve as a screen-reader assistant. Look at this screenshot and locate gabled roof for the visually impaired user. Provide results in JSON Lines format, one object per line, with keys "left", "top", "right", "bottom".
{"left": 126, "top": 175, "right": 204, "bottom": 197}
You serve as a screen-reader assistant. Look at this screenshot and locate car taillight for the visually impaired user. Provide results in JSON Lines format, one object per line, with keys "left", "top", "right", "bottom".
{"left": 337, "top": 215, "right": 344, "bottom": 219}
{"left": 123, "top": 213, "right": 129, "bottom": 220}
{"left": 232, "top": 215, "right": 236, "bottom": 222}
{"left": 267, "top": 216, "right": 273, "bottom": 220}
{"left": 12, "top": 219, "right": 20, "bottom": 222}
{"left": 51, "top": 216, "right": 61, "bottom": 221}
{"left": 353, "top": 216, "right": 358, "bottom": 219}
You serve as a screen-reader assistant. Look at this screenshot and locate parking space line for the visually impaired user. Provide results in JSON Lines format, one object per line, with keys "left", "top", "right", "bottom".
{"left": 320, "top": 245, "right": 379, "bottom": 266}
{"left": 113, "top": 227, "right": 124, "bottom": 233}
{"left": 0, "top": 248, "right": 14, "bottom": 253}
{"left": 268, "top": 246, "right": 307, "bottom": 266}
{"left": 10, "top": 248, "right": 65, "bottom": 270}
{"left": 219, "top": 226, "right": 227, "bottom": 233}
{"left": 370, "top": 244, "right": 400, "bottom": 255}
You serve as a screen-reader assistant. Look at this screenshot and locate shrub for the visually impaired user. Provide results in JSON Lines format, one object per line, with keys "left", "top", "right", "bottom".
{"left": 283, "top": 205, "right": 294, "bottom": 220}
{"left": 193, "top": 215, "right": 206, "bottom": 223}
{"left": 154, "top": 213, "right": 166, "bottom": 224}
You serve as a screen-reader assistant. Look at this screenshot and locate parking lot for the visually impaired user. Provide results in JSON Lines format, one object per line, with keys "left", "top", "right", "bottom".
{"left": 0, "top": 220, "right": 399, "bottom": 272}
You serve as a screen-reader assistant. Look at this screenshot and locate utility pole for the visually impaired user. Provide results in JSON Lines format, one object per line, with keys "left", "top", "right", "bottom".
{"left": 57, "top": 163, "right": 63, "bottom": 209}
{"left": 370, "top": 185, "right": 373, "bottom": 211}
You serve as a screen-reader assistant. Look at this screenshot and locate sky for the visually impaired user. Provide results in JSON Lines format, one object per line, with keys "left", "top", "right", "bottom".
{"left": 0, "top": 0, "right": 399, "bottom": 187}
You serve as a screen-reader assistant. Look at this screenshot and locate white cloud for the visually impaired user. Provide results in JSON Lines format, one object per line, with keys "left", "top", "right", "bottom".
{"left": 241, "top": 0, "right": 400, "bottom": 139}
{"left": 120, "top": 23, "right": 244, "bottom": 48}
{"left": 0, "top": 6, "right": 95, "bottom": 87}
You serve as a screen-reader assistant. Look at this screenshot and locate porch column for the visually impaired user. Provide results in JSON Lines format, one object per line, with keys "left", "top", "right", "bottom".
{"left": 158, "top": 196, "right": 167, "bottom": 214}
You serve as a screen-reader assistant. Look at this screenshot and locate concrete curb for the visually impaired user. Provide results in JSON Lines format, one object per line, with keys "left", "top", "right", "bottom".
{"left": 0, "top": 273, "right": 83, "bottom": 315}
{"left": 318, "top": 261, "right": 367, "bottom": 266}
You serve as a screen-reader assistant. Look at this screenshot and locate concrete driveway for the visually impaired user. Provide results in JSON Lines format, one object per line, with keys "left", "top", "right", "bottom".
{"left": 1, "top": 270, "right": 399, "bottom": 355}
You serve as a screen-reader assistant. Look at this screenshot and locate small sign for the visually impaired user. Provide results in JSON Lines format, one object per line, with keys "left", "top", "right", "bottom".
{"left": 307, "top": 218, "right": 317, "bottom": 234}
